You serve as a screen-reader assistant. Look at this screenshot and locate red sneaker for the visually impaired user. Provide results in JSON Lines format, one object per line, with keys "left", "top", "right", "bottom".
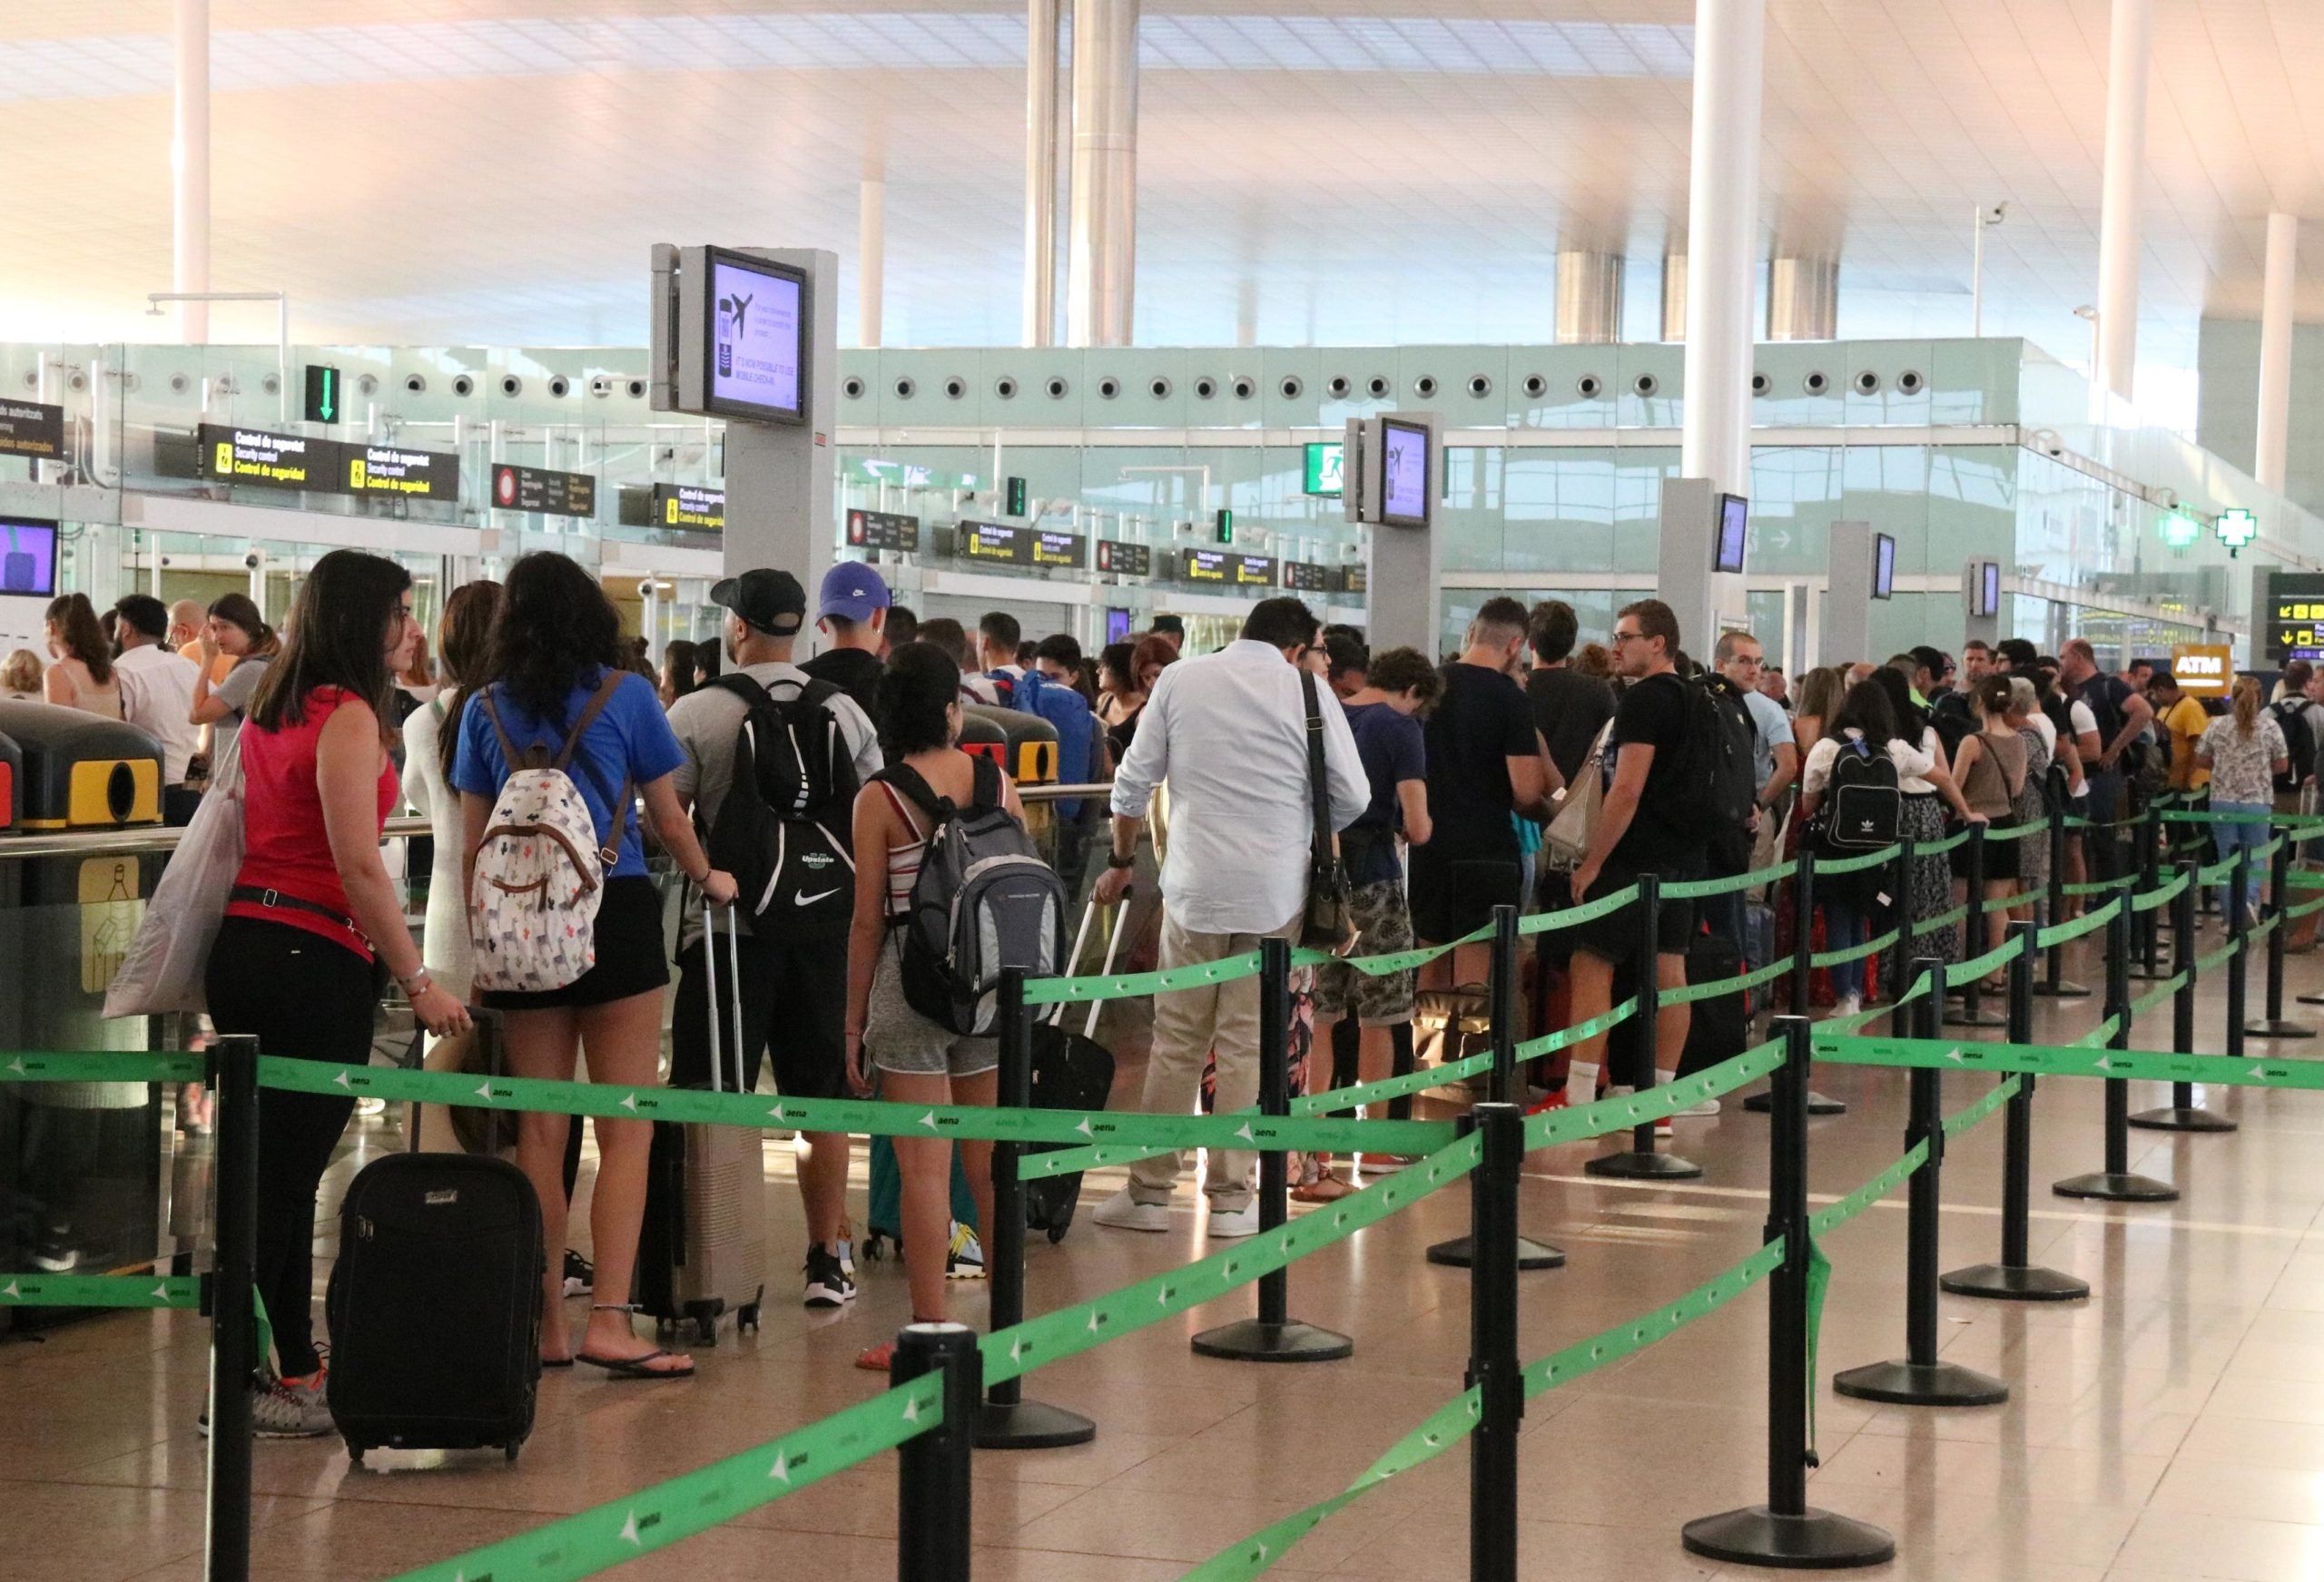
{"left": 1524, "top": 1089, "right": 1570, "bottom": 1116}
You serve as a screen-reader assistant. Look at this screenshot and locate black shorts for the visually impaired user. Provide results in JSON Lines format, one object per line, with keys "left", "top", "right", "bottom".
{"left": 480, "top": 876, "right": 671, "bottom": 1011}
{"left": 1559, "top": 869, "right": 1697, "bottom": 966}
{"left": 671, "top": 925, "right": 847, "bottom": 1101}
{"left": 1951, "top": 833, "right": 2022, "bottom": 883}
{"left": 1407, "top": 842, "right": 1523, "bottom": 946}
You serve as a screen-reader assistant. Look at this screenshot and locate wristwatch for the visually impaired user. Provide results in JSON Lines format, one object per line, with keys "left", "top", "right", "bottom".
{"left": 1106, "top": 850, "right": 1137, "bottom": 870}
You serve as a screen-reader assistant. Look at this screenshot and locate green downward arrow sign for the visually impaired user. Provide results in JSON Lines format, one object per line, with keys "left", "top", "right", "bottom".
{"left": 319, "top": 368, "right": 335, "bottom": 421}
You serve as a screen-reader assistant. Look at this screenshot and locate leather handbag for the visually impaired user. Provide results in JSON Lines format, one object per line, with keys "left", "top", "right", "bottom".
{"left": 1298, "top": 669, "right": 1359, "bottom": 956}
{"left": 1542, "top": 720, "right": 1614, "bottom": 870}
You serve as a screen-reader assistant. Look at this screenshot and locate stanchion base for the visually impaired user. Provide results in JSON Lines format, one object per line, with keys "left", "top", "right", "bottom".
{"left": 2033, "top": 979, "right": 2093, "bottom": 998}
{"left": 2247, "top": 1018, "right": 2317, "bottom": 1040}
{"left": 2297, "top": 992, "right": 2324, "bottom": 1007}
{"left": 1680, "top": 1506, "right": 1896, "bottom": 1570}
{"left": 1939, "top": 1262, "right": 2092, "bottom": 1302}
{"left": 2127, "top": 1105, "right": 2239, "bottom": 1134}
{"left": 1742, "top": 1090, "right": 1847, "bottom": 1115}
{"left": 1423, "top": 1233, "right": 1566, "bottom": 1270}
{"left": 1189, "top": 1318, "right": 1354, "bottom": 1364}
{"left": 974, "top": 1397, "right": 1097, "bottom": 1450}
{"left": 1831, "top": 1358, "right": 2009, "bottom": 1407}
{"left": 1941, "top": 1006, "right": 2009, "bottom": 1028}
{"left": 2052, "top": 1170, "right": 2179, "bottom": 1202}
{"left": 1583, "top": 1147, "right": 1705, "bottom": 1180}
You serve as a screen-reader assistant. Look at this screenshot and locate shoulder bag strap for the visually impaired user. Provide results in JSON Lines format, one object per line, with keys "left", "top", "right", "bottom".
{"left": 873, "top": 762, "right": 949, "bottom": 825}
{"left": 475, "top": 685, "right": 525, "bottom": 769}
{"left": 555, "top": 670, "right": 634, "bottom": 865}
{"left": 1300, "top": 668, "right": 1332, "bottom": 869}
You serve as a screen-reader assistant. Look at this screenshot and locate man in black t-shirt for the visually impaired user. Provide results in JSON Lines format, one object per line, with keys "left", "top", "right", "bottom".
{"left": 2060, "top": 637, "right": 2152, "bottom": 883}
{"left": 800, "top": 562, "right": 891, "bottom": 726}
{"left": 1563, "top": 597, "right": 1702, "bottom": 1095}
{"left": 1526, "top": 599, "right": 1616, "bottom": 789}
{"left": 1410, "top": 597, "right": 1554, "bottom": 956}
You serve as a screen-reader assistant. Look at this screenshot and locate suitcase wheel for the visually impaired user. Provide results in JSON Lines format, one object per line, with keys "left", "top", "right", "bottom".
{"left": 1047, "top": 1224, "right": 1066, "bottom": 1244}
{"left": 504, "top": 1442, "right": 522, "bottom": 1463}
{"left": 346, "top": 1443, "right": 365, "bottom": 1466}
{"left": 738, "top": 1302, "right": 761, "bottom": 1332}
{"left": 694, "top": 1317, "right": 718, "bottom": 1347}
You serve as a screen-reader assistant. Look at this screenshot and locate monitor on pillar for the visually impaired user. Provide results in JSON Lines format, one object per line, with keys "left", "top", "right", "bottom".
{"left": 1343, "top": 412, "right": 1440, "bottom": 657}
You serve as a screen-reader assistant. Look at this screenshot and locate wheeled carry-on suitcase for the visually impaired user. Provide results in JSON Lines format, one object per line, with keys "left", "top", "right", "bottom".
{"left": 326, "top": 1152, "right": 543, "bottom": 1462}
{"left": 1025, "top": 898, "right": 1121, "bottom": 1241}
{"left": 1676, "top": 932, "right": 1749, "bottom": 1080}
{"left": 636, "top": 902, "right": 768, "bottom": 1346}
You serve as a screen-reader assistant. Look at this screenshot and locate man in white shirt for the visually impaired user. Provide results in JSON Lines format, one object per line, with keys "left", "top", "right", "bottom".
{"left": 1092, "top": 598, "right": 1368, "bottom": 1237}
{"left": 110, "top": 594, "right": 202, "bottom": 825}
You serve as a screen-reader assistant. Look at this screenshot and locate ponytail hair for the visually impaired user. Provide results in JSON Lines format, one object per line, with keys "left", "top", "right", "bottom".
{"left": 2233, "top": 674, "right": 2261, "bottom": 739}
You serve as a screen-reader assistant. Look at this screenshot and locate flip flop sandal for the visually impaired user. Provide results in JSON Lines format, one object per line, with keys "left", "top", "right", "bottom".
{"left": 1291, "top": 1174, "right": 1356, "bottom": 1203}
{"left": 576, "top": 1349, "right": 694, "bottom": 1381}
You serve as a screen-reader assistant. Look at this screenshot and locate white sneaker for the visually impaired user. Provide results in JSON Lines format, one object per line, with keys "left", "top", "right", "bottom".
{"left": 1207, "top": 1202, "right": 1260, "bottom": 1239}
{"left": 1676, "top": 1097, "right": 1721, "bottom": 1119}
{"left": 1091, "top": 1188, "right": 1170, "bottom": 1233}
{"left": 1831, "top": 993, "right": 1862, "bottom": 1019}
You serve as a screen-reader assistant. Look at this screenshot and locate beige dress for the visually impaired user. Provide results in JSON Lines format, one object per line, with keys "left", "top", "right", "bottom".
{"left": 51, "top": 658, "right": 123, "bottom": 719}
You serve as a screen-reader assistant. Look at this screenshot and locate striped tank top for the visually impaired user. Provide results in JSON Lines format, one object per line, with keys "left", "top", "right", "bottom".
{"left": 876, "top": 781, "right": 931, "bottom": 919}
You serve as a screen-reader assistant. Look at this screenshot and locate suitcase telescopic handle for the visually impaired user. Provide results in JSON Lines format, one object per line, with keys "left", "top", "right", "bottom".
{"left": 1083, "top": 892, "right": 1130, "bottom": 1041}
{"left": 726, "top": 906, "right": 745, "bottom": 1094}
{"left": 702, "top": 899, "right": 724, "bottom": 1094}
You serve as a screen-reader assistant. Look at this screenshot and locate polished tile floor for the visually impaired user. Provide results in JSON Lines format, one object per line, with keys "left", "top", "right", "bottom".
{"left": 10, "top": 928, "right": 2324, "bottom": 1581}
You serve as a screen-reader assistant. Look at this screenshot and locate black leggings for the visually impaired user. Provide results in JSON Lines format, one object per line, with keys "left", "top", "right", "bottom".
{"left": 206, "top": 916, "right": 376, "bottom": 1379}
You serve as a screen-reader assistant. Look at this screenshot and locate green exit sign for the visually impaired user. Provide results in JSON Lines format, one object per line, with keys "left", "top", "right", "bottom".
{"left": 2217, "top": 508, "right": 2258, "bottom": 555}
{"left": 1303, "top": 441, "right": 1344, "bottom": 497}
{"left": 303, "top": 364, "right": 342, "bottom": 425}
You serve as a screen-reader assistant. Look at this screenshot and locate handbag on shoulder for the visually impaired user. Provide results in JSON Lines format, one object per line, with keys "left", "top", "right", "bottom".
{"left": 1297, "top": 669, "right": 1359, "bottom": 956}
{"left": 1542, "top": 720, "right": 1614, "bottom": 870}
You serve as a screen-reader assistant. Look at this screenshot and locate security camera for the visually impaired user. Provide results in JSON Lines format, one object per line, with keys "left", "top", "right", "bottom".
{"left": 243, "top": 550, "right": 264, "bottom": 570}
{"left": 1981, "top": 202, "right": 2008, "bottom": 227}
{"left": 2152, "top": 486, "right": 2179, "bottom": 510}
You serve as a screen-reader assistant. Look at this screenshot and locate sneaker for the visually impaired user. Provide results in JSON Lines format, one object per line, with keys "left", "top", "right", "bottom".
{"left": 353, "top": 1096, "right": 387, "bottom": 1117}
{"left": 854, "top": 1339, "right": 897, "bottom": 1372}
{"left": 1091, "top": 1188, "right": 1170, "bottom": 1233}
{"left": 1831, "top": 993, "right": 1862, "bottom": 1019}
{"left": 1676, "top": 1098, "right": 1722, "bottom": 1119}
{"left": 1207, "top": 1202, "right": 1260, "bottom": 1239}
{"left": 203, "top": 1377, "right": 333, "bottom": 1440}
{"left": 803, "top": 1246, "right": 855, "bottom": 1308}
{"left": 1524, "top": 1088, "right": 1571, "bottom": 1116}
{"left": 31, "top": 1222, "right": 76, "bottom": 1272}
{"left": 944, "top": 1222, "right": 986, "bottom": 1280}
{"left": 562, "top": 1249, "right": 595, "bottom": 1299}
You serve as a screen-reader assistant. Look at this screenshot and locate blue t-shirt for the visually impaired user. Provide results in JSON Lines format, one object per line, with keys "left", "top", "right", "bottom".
{"left": 1343, "top": 700, "right": 1426, "bottom": 887}
{"left": 451, "top": 669, "right": 684, "bottom": 880}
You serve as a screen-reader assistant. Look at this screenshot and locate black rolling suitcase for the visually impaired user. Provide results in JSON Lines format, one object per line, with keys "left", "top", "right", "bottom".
{"left": 1023, "top": 899, "right": 1121, "bottom": 1242}
{"left": 326, "top": 1152, "right": 543, "bottom": 1462}
{"left": 1675, "top": 933, "right": 1749, "bottom": 1080}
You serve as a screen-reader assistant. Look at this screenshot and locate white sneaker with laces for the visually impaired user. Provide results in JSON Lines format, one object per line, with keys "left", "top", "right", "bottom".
{"left": 1206, "top": 1202, "right": 1260, "bottom": 1239}
{"left": 1091, "top": 1188, "right": 1170, "bottom": 1233}
{"left": 1832, "top": 993, "right": 1862, "bottom": 1019}
{"left": 1676, "top": 1097, "right": 1722, "bottom": 1119}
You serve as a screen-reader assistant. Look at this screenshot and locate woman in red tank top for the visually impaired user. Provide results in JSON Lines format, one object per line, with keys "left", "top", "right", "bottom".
{"left": 204, "top": 550, "right": 469, "bottom": 1439}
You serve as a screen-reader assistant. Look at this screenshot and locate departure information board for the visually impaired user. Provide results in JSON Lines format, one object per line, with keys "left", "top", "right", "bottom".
{"left": 2264, "top": 572, "right": 2324, "bottom": 664}
{"left": 704, "top": 247, "right": 807, "bottom": 424}
{"left": 197, "top": 424, "right": 335, "bottom": 491}
{"left": 845, "top": 508, "right": 920, "bottom": 553}
{"left": 1097, "top": 539, "right": 1152, "bottom": 577}
{"left": 653, "top": 483, "right": 725, "bottom": 530}
{"left": 0, "top": 400, "right": 64, "bottom": 459}
{"left": 491, "top": 463, "right": 596, "bottom": 516}
{"left": 1281, "top": 561, "right": 1330, "bottom": 593}
{"left": 957, "top": 522, "right": 1084, "bottom": 567}
{"left": 1338, "top": 565, "right": 1368, "bottom": 595}
{"left": 1180, "top": 548, "right": 1276, "bottom": 587}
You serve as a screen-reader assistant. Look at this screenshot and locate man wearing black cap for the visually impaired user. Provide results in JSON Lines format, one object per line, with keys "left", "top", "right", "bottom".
{"left": 666, "top": 568, "right": 883, "bottom": 1310}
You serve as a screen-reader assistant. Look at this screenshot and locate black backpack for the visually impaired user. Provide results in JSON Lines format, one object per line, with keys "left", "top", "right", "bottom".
{"left": 704, "top": 673, "right": 859, "bottom": 938}
{"left": 1817, "top": 736, "right": 1902, "bottom": 851}
{"left": 2272, "top": 698, "right": 2316, "bottom": 794}
{"left": 1693, "top": 675, "right": 1760, "bottom": 832}
{"left": 877, "top": 756, "right": 1068, "bottom": 1037}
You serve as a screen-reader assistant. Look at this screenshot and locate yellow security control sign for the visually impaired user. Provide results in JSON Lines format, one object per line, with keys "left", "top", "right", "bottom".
{"left": 2265, "top": 572, "right": 2324, "bottom": 666}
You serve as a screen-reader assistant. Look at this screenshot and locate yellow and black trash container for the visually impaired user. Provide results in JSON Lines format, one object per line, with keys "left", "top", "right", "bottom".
{"left": 0, "top": 701, "right": 163, "bottom": 830}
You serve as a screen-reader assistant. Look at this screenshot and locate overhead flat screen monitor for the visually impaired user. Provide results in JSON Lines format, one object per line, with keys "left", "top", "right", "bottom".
{"left": 0, "top": 516, "right": 57, "bottom": 597}
{"left": 1377, "top": 418, "right": 1431, "bottom": 529}
{"left": 1973, "top": 561, "right": 2002, "bottom": 617}
{"left": 704, "top": 246, "right": 808, "bottom": 425}
{"left": 1872, "top": 533, "right": 1896, "bottom": 600}
{"left": 1106, "top": 607, "right": 1133, "bottom": 645}
{"left": 1713, "top": 493, "right": 1748, "bottom": 575}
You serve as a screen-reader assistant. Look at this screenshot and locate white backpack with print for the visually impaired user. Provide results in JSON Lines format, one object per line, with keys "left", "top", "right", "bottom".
{"left": 468, "top": 673, "right": 633, "bottom": 994}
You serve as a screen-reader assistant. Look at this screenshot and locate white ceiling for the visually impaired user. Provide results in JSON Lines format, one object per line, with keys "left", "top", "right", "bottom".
{"left": 4, "top": 0, "right": 2321, "bottom": 409}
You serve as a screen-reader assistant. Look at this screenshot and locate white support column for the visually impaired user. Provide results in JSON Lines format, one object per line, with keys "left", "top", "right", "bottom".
{"left": 2094, "top": 0, "right": 2155, "bottom": 407}
{"left": 172, "top": 0, "right": 210, "bottom": 344}
{"left": 1766, "top": 256, "right": 1838, "bottom": 341}
{"left": 2256, "top": 211, "right": 2299, "bottom": 495}
{"left": 857, "top": 177, "right": 885, "bottom": 349}
{"left": 1065, "top": 0, "right": 1138, "bottom": 348}
{"left": 1554, "top": 251, "right": 1625, "bottom": 344}
{"left": 1022, "top": 0, "right": 1060, "bottom": 347}
{"left": 1679, "top": 0, "right": 1764, "bottom": 497}
{"left": 1660, "top": 251, "right": 1688, "bottom": 342}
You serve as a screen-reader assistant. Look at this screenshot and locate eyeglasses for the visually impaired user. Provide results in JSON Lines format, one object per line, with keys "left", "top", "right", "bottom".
{"left": 1610, "top": 630, "right": 1644, "bottom": 645}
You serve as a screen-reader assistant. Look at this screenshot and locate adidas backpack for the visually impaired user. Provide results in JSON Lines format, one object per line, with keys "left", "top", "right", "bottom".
{"left": 879, "top": 755, "right": 1068, "bottom": 1037}
{"left": 1819, "top": 736, "right": 1902, "bottom": 850}
{"left": 468, "top": 673, "right": 633, "bottom": 994}
{"left": 704, "top": 673, "right": 859, "bottom": 938}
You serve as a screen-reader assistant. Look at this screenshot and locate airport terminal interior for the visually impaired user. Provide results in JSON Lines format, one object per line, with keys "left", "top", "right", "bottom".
{"left": 14, "top": 2, "right": 2324, "bottom": 1578}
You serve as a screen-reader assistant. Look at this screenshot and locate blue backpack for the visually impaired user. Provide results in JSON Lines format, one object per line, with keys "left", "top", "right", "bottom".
{"left": 1002, "top": 668, "right": 1103, "bottom": 818}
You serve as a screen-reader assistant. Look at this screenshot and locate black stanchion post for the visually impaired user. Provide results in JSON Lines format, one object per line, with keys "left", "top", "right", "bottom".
{"left": 1684, "top": 1016, "right": 1896, "bottom": 1569}
{"left": 2132, "top": 857, "right": 2234, "bottom": 1134}
{"left": 976, "top": 969, "right": 1097, "bottom": 1449}
{"left": 2253, "top": 834, "right": 2314, "bottom": 1037}
{"left": 1886, "top": 837, "right": 1918, "bottom": 1018}
{"left": 2054, "top": 896, "right": 2179, "bottom": 1202}
{"left": 1193, "top": 938, "right": 1354, "bottom": 1362}
{"left": 1584, "top": 873, "right": 1702, "bottom": 1180}
{"left": 2037, "top": 800, "right": 2091, "bottom": 997}
{"left": 1428, "top": 908, "right": 1564, "bottom": 1271}
{"left": 1467, "top": 1102, "right": 1524, "bottom": 1582}
{"left": 204, "top": 1033, "right": 258, "bottom": 1582}
{"left": 1942, "top": 923, "right": 2089, "bottom": 1302}
{"left": 1947, "top": 824, "right": 2006, "bottom": 1027}
{"left": 893, "top": 1322, "right": 980, "bottom": 1582}
{"left": 1833, "top": 958, "right": 2010, "bottom": 1408}
{"left": 1748, "top": 849, "right": 1846, "bottom": 1115}
{"left": 2132, "top": 805, "right": 2165, "bottom": 979}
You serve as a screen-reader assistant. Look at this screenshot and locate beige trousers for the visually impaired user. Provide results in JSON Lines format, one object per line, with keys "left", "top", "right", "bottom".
{"left": 1128, "top": 908, "right": 1304, "bottom": 1210}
